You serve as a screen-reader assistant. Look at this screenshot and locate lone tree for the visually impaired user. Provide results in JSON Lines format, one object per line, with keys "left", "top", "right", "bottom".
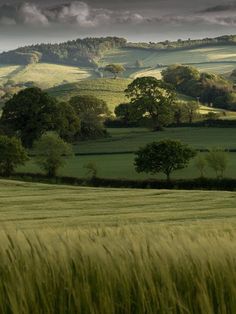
{"left": 34, "top": 133, "right": 73, "bottom": 177}
{"left": 104, "top": 64, "right": 125, "bottom": 79}
{"left": 0, "top": 135, "right": 28, "bottom": 176}
{"left": 135, "top": 140, "right": 196, "bottom": 181}
{"left": 195, "top": 154, "right": 207, "bottom": 178}
{"left": 70, "top": 95, "right": 110, "bottom": 139}
{"left": 125, "top": 77, "right": 175, "bottom": 130}
{"left": 205, "top": 149, "right": 228, "bottom": 179}
{"left": 0, "top": 87, "right": 80, "bottom": 147}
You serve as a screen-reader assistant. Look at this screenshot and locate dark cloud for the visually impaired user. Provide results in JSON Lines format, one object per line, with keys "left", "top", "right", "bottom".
{"left": 0, "top": 0, "right": 235, "bottom": 50}
{"left": 0, "top": 1, "right": 146, "bottom": 26}
{"left": 199, "top": 3, "right": 236, "bottom": 13}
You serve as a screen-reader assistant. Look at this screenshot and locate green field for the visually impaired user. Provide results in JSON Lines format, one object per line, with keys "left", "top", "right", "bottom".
{"left": 100, "top": 46, "right": 236, "bottom": 68}
{"left": 1, "top": 180, "right": 236, "bottom": 313}
{"left": 18, "top": 128, "right": 236, "bottom": 179}
{"left": 0, "top": 63, "right": 93, "bottom": 89}
{"left": 1, "top": 180, "right": 236, "bottom": 229}
{"left": 48, "top": 78, "right": 131, "bottom": 110}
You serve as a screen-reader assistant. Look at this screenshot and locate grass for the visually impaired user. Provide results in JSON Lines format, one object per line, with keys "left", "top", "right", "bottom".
{"left": 17, "top": 151, "right": 236, "bottom": 180}
{"left": 1, "top": 180, "right": 236, "bottom": 313}
{"left": 48, "top": 78, "right": 131, "bottom": 111}
{"left": 0, "top": 63, "right": 93, "bottom": 88}
{"left": 75, "top": 127, "right": 236, "bottom": 153}
{"left": 1, "top": 179, "right": 236, "bottom": 229}
{"left": 100, "top": 46, "right": 236, "bottom": 68}
{"left": 17, "top": 128, "right": 236, "bottom": 180}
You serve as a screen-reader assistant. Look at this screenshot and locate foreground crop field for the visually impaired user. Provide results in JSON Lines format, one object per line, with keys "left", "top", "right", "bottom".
{"left": 1, "top": 180, "right": 236, "bottom": 313}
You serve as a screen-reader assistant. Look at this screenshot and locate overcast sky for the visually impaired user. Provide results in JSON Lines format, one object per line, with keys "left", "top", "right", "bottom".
{"left": 0, "top": 0, "right": 236, "bottom": 50}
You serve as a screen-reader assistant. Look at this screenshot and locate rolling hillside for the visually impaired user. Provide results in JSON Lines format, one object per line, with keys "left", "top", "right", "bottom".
{"left": 1, "top": 44, "right": 236, "bottom": 90}
{"left": 0, "top": 63, "right": 93, "bottom": 89}
{"left": 48, "top": 78, "right": 131, "bottom": 110}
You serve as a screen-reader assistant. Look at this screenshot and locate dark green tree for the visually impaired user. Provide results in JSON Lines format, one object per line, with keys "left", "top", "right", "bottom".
{"left": 114, "top": 103, "right": 135, "bottom": 125}
{"left": 70, "top": 95, "right": 110, "bottom": 138}
{"left": 0, "top": 88, "right": 80, "bottom": 147}
{"left": 0, "top": 136, "right": 28, "bottom": 176}
{"left": 125, "top": 77, "right": 175, "bottom": 130}
{"left": 54, "top": 102, "right": 80, "bottom": 142}
{"left": 135, "top": 140, "right": 196, "bottom": 181}
{"left": 34, "top": 133, "right": 73, "bottom": 177}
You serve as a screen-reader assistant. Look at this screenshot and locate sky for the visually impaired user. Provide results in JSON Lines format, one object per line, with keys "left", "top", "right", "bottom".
{"left": 0, "top": 0, "right": 236, "bottom": 50}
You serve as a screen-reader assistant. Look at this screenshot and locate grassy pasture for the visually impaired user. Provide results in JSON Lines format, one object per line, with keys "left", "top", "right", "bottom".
{"left": 0, "top": 63, "right": 92, "bottom": 88}
{"left": 18, "top": 127, "right": 236, "bottom": 180}
{"left": 1, "top": 180, "right": 236, "bottom": 313}
{"left": 48, "top": 78, "right": 131, "bottom": 111}
{"left": 100, "top": 46, "right": 236, "bottom": 68}
{"left": 17, "top": 151, "right": 236, "bottom": 180}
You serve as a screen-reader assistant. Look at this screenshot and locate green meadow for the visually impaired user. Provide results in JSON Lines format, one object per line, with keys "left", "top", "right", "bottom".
{"left": 18, "top": 127, "right": 236, "bottom": 179}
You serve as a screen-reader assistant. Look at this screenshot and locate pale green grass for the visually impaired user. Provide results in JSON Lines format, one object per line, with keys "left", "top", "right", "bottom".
{"left": 99, "top": 46, "right": 236, "bottom": 69}
{"left": 0, "top": 63, "right": 93, "bottom": 88}
{"left": 1, "top": 179, "right": 236, "bottom": 229}
{"left": 0, "top": 64, "right": 20, "bottom": 82}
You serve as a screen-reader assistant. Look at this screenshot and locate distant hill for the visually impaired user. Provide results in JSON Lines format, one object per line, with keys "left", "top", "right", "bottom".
{"left": 0, "top": 37, "right": 127, "bottom": 67}
{"left": 0, "top": 35, "right": 236, "bottom": 68}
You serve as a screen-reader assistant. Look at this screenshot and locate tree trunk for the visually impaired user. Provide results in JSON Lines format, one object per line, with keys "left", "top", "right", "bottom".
{"left": 166, "top": 172, "right": 171, "bottom": 183}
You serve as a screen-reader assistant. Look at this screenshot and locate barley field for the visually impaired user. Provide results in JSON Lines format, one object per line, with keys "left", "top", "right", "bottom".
{"left": 1, "top": 180, "right": 236, "bottom": 313}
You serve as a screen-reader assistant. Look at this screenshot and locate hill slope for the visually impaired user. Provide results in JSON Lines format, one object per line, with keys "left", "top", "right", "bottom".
{"left": 48, "top": 78, "right": 131, "bottom": 110}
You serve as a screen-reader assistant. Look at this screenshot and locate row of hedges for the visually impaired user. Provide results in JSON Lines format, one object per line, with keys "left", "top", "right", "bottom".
{"left": 105, "top": 118, "right": 236, "bottom": 129}
{"left": 10, "top": 173, "right": 236, "bottom": 191}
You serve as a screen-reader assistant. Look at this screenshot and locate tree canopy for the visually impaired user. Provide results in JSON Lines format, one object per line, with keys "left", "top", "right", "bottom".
{"left": 104, "top": 64, "right": 125, "bottom": 78}
{"left": 162, "top": 65, "right": 235, "bottom": 110}
{"left": 135, "top": 140, "right": 196, "bottom": 181}
{"left": 0, "top": 87, "right": 80, "bottom": 147}
{"left": 0, "top": 136, "right": 28, "bottom": 176}
{"left": 34, "top": 133, "right": 73, "bottom": 177}
{"left": 69, "top": 95, "right": 110, "bottom": 139}
{"left": 125, "top": 77, "right": 176, "bottom": 130}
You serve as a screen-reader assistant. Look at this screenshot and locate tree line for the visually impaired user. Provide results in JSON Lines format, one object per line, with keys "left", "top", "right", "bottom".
{"left": 127, "top": 35, "right": 236, "bottom": 51}
{"left": 162, "top": 65, "right": 236, "bottom": 110}
{"left": 0, "top": 37, "right": 127, "bottom": 66}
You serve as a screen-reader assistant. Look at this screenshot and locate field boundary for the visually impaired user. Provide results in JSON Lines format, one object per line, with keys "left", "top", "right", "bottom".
{"left": 7, "top": 173, "right": 236, "bottom": 191}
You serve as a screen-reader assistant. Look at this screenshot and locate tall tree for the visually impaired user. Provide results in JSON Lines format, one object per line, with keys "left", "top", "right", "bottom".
{"left": 125, "top": 77, "right": 175, "bottom": 130}
{"left": 70, "top": 95, "right": 110, "bottom": 138}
